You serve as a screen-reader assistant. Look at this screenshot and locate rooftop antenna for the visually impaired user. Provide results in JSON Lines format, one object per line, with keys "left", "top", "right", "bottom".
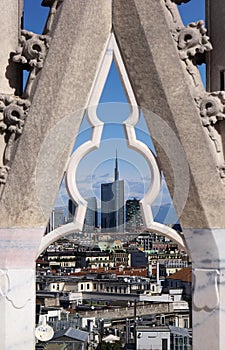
{"left": 114, "top": 149, "right": 119, "bottom": 181}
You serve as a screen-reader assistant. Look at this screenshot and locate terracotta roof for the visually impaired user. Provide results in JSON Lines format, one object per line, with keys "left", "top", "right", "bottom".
{"left": 70, "top": 267, "right": 148, "bottom": 277}
{"left": 167, "top": 267, "right": 192, "bottom": 283}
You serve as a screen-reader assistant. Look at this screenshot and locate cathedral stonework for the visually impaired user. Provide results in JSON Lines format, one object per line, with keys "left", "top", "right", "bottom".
{"left": 1, "top": 1, "right": 225, "bottom": 350}
{"left": 176, "top": 20, "right": 212, "bottom": 62}
{"left": 0, "top": 95, "right": 30, "bottom": 186}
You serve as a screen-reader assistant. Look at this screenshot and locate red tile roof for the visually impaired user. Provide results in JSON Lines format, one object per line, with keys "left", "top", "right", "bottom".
{"left": 70, "top": 267, "right": 148, "bottom": 277}
{"left": 167, "top": 267, "right": 192, "bottom": 283}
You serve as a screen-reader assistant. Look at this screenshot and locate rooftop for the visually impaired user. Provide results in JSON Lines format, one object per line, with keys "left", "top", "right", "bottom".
{"left": 167, "top": 267, "right": 192, "bottom": 283}
{"left": 52, "top": 327, "right": 88, "bottom": 342}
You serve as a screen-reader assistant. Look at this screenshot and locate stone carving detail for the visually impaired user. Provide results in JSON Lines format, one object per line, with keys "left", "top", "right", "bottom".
{"left": 195, "top": 91, "right": 225, "bottom": 180}
{"left": 218, "top": 164, "right": 225, "bottom": 179}
{"left": 176, "top": 21, "right": 212, "bottom": 61}
{"left": 172, "top": 21, "right": 212, "bottom": 86}
{"left": 198, "top": 92, "right": 225, "bottom": 153}
{"left": 193, "top": 269, "right": 219, "bottom": 311}
{"left": 12, "top": 30, "right": 50, "bottom": 98}
{"left": 12, "top": 30, "right": 50, "bottom": 69}
{"left": 0, "top": 166, "right": 10, "bottom": 185}
{"left": 200, "top": 92, "right": 225, "bottom": 126}
{"left": 0, "top": 95, "right": 30, "bottom": 166}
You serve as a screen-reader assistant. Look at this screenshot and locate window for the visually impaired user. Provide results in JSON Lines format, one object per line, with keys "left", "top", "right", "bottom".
{"left": 161, "top": 315, "right": 165, "bottom": 325}
{"left": 87, "top": 283, "right": 90, "bottom": 290}
{"left": 80, "top": 284, "right": 83, "bottom": 290}
{"left": 162, "top": 338, "right": 168, "bottom": 350}
{"left": 184, "top": 318, "right": 188, "bottom": 328}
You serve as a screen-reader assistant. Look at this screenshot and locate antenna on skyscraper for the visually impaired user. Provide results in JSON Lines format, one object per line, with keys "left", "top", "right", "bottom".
{"left": 114, "top": 149, "right": 119, "bottom": 181}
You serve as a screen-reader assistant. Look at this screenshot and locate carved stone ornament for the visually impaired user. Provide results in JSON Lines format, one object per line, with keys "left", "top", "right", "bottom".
{"left": 0, "top": 95, "right": 30, "bottom": 164}
{"left": 171, "top": 21, "right": 212, "bottom": 87}
{"left": 193, "top": 269, "right": 219, "bottom": 311}
{"left": 218, "top": 164, "right": 225, "bottom": 179}
{"left": 200, "top": 91, "right": 225, "bottom": 126}
{"left": 0, "top": 166, "right": 10, "bottom": 185}
{"left": 12, "top": 30, "right": 51, "bottom": 69}
{"left": 196, "top": 92, "right": 225, "bottom": 153}
{"left": 173, "top": 20, "right": 212, "bottom": 61}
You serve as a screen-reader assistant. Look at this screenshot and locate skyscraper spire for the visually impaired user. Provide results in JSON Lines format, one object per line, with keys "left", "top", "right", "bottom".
{"left": 114, "top": 150, "right": 119, "bottom": 181}
{"left": 101, "top": 149, "right": 124, "bottom": 233}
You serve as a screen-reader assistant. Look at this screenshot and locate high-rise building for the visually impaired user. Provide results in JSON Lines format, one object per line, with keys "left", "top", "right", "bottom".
{"left": 126, "top": 198, "right": 143, "bottom": 232}
{"left": 47, "top": 207, "right": 65, "bottom": 232}
{"left": 68, "top": 198, "right": 76, "bottom": 223}
{"left": 101, "top": 153, "right": 124, "bottom": 232}
{"left": 67, "top": 197, "right": 98, "bottom": 232}
{"left": 83, "top": 197, "right": 98, "bottom": 232}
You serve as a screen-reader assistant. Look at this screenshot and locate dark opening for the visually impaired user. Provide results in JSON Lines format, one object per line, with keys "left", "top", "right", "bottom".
{"left": 162, "top": 338, "right": 168, "bottom": 350}
{"left": 32, "top": 44, "right": 42, "bottom": 52}
{"left": 184, "top": 34, "right": 192, "bottom": 42}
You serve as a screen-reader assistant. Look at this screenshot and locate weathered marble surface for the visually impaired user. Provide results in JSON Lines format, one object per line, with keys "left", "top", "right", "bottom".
{"left": 1, "top": 1, "right": 225, "bottom": 350}
{"left": 0, "top": 0, "right": 112, "bottom": 227}
{"left": 0, "top": 268, "right": 36, "bottom": 349}
{"left": 0, "top": 0, "right": 22, "bottom": 95}
{"left": 113, "top": 0, "right": 225, "bottom": 229}
{"left": 0, "top": 1, "right": 23, "bottom": 170}
{"left": 0, "top": 227, "right": 43, "bottom": 350}
{"left": 185, "top": 228, "right": 225, "bottom": 350}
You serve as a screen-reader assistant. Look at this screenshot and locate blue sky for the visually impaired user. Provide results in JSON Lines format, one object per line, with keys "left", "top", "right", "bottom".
{"left": 24, "top": 1, "right": 205, "bottom": 32}
{"left": 24, "top": 0, "right": 205, "bottom": 224}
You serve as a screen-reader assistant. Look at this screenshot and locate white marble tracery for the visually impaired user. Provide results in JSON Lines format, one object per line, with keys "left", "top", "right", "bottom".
{"left": 38, "top": 33, "right": 187, "bottom": 256}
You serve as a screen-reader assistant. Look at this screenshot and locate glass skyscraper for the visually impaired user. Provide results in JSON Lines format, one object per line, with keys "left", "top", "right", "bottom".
{"left": 101, "top": 153, "right": 124, "bottom": 232}
{"left": 126, "top": 198, "right": 143, "bottom": 232}
{"left": 83, "top": 197, "right": 98, "bottom": 232}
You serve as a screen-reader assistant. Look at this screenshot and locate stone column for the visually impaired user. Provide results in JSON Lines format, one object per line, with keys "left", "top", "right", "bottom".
{"left": 185, "top": 229, "right": 225, "bottom": 350}
{"left": 0, "top": 0, "right": 22, "bottom": 94}
{"left": 0, "top": 0, "right": 23, "bottom": 168}
{"left": 0, "top": 1, "right": 112, "bottom": 349}
{"left": 0, "top": 228, "right": 44, "bottom": 350}
{"left": 113, "top": 1, "right": 225, "bottom": 349}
